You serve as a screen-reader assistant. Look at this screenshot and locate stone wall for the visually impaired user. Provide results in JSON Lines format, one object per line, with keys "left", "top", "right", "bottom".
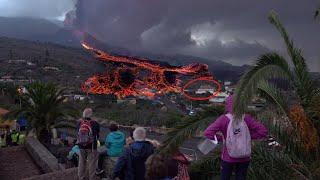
{"left": 25, "top": 137, "right": 60, "bottom": 173}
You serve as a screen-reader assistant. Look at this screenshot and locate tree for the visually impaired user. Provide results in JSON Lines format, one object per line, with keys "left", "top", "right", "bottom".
{"left": 186, "top": 11, "right": 320, "bottom": 179}
{"left": 45, "top": 49, "right": 50, "bottom": 61}
{"left": 10, "top": 82, "right": 78, "bottom": 141}
{"left": 233, "top": 10, "right": 320, "bottom": 169}
{"left": 160, "top": 105, "right": 224, "bottom": 153}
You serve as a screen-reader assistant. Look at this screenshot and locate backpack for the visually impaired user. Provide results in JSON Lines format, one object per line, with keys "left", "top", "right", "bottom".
{"left": 225, "top": 113, "right": 251, "bottom": 158}
{"left": 77, "top": 120, "right": 93, "bottom": 146}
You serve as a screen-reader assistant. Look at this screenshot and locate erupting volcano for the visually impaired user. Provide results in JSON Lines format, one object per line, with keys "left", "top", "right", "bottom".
{"left": 81, "top": 41, "right": 220, "bottom": 100}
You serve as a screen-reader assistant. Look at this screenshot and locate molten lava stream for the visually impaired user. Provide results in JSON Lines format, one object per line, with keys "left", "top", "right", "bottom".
{"left": 81, "top": 42, "right": 220, "bottom": 100}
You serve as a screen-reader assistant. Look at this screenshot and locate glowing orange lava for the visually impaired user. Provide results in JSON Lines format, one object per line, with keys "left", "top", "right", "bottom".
{"left": 81, "top": 42, "right": 220, "bottom": 100}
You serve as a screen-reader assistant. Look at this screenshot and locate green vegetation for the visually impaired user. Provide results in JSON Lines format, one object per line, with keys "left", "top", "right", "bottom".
{"left": 160, "top": 105, "right": 224, "bottom": 153}
{"left": 163, "top": 11, "right": 320, "bottom": 179}
{"left": 95, "top": 101, "right": 184, "bottom": 128}
{"left": 9, "top": 82, "right": 78, "bottom": 139}
{"left": 231, "top": 11, "right": 320, "bottom": 179}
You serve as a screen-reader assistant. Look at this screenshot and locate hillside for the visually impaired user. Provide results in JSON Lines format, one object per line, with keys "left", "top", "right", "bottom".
{"left": 0, "top": 17, "right": 248, "bottom": 82}
{"left": 0, "top": 37, "right": 105, "bottom": 91}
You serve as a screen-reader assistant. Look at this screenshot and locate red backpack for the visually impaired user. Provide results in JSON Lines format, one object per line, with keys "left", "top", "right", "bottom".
{"left": 77, "top": 120, "right": 93, "bottom": 146}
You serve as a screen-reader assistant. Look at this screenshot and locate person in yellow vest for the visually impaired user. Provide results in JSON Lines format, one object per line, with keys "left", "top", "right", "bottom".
{"left": 17, "top": 133, "right": 26, "bottom": 145}
{"left": 11, "top": 130, "right": 26, "bottom": 146}
{"left": 11, "top": 130, "right": 19, "bottom": 146}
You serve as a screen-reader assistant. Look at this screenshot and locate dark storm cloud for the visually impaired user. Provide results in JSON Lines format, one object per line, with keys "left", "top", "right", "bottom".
{"left": 1, "top": 0, "right": 319, "bottom": 71}
{"left": 71, "top": 0, "right": 320, "bottom": 71}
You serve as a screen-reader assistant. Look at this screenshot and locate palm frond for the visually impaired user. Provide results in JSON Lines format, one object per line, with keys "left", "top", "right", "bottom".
{"left": 258, "top": 81, "right": 289, "bottom": 115}
{"left": 160, "top": 116, "right": 214, "bottom": 153}
{"left": 249, "top": 143, "right": 312, "bottom": 180}
{"left": 189, "top": 150, "right": 221, "bottom": 180}
{"left": 8, "top": 82, "right": 78, "bottom": 135}
{"left": 233, "top": 52, "right": 291, "bottom": 118}
{"left": 269, "top": 11, "right": 317, "bottom": 108}
{"left": 160, "top": 107, "right": 224, "bottom": 153}
{"left": 54, "top": 120, "right": 77, "bottom": 129}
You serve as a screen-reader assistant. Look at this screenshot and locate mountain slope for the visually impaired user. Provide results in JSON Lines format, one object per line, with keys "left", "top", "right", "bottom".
{"left": 0, "top": 17, "right": 249, "bottom": 83}
{"left": 0, "top": 37, "right": 105, "bottom": 90}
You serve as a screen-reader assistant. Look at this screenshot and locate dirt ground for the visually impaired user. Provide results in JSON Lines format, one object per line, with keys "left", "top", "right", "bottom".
{"left": 0, "top": 146, "right": 42, "bottom": 180}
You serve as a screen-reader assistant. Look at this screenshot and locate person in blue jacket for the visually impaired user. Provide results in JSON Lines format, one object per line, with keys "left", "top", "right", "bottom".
{"left": 67, "top": 140, "right": 80, "bottom": 167}
{"left": 96, "top": 123, "right": 125, "bottom": 175}
{"left": 112, "top": 127, "right": 155, "bottom": 180}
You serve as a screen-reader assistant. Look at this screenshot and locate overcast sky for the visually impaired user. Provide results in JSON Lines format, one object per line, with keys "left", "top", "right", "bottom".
{"left": 0, "top": 0, "right": 319, "bottom": 72}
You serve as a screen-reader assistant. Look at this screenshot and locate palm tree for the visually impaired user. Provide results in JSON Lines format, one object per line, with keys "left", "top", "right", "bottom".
{"left": 161, "top": 11, "right": 320, "bottom": 180}
{"left": 11, "top": 82, "right": 78, "bottom": 140}
{"left": 160, "top": 106, "right": 224, "bottom": 153}
{"left": 233, "top": 11, "right": 320, "bottom": 159}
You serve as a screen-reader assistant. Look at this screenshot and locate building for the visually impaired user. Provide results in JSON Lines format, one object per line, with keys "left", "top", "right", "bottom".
{"left": 8, "top": 59, "right": 27, "bottom": 64}
{"left": 224, "top": 81, "right": 231, "bottom": 86}
{"left": 73, "top": 95, "right": 86, "bottom": 101}
{"left": 0, "top": 76, "right": 13, "bottom": 82}
{"left": 209, "top": 92, "right": 229, "bottom": 103}
{"left": 195, "top": 85, "right": 216, "bottom": 94}
{"left": 117, "top": 98, "right": 136, "bottom": 105}
{"left": 43, "top": 66, "right": 60, "bottom": 71}
{"left": 27, "top": 61, "right": 36, "bottom": 66}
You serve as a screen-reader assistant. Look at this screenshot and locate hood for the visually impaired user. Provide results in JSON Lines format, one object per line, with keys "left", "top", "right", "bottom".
{"left": 109, "top": 131, "right": 124, "bottom": 140}
{"left": 130, "top": 141, "right": 154, "bottom": 158}
{"left": 225, "top": 95, "right": 233, "bottom": 113}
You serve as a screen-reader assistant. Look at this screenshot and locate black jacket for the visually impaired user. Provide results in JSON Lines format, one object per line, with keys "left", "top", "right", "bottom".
{"left": 113, "top": 141, "right": 154, "bottom": 180}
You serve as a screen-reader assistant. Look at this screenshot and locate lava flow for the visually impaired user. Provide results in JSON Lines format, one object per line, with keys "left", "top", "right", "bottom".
{"left": 81, "top": 42, "right": 220, "bottom": 100}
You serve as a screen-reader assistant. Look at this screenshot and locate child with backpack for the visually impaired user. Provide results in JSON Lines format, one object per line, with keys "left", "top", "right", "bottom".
{"left": 77, "top": 108, "right": 100, "bottom": 180}
{"left": 204, "top": 95, "right": 267, "bottom": 180}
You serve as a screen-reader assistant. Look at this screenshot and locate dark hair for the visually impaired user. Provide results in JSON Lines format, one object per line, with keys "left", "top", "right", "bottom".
{"left": 130, "top": 129, "right": 134, "bottom": 138}
{"left": 145, "top": 153, "right": 169, "bottom": 180}
{"left": 109, "top": 123, "right": 118, "bottom": 132}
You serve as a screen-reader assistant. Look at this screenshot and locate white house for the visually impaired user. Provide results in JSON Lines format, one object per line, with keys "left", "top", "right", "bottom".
{"left": 195, "top": 85, "right": 216, "bottom": 94}
{"left": 74, "top": 95, "right": 86, "bottom": 101}
{"left": 224, "top": 81, "right": 231, "bottom": 86}
{"left": 209, "top": 92, "right": 229, "bottom": 103}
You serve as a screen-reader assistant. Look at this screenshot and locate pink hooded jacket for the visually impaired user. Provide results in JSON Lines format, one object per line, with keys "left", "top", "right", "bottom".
{"left": 204, "top": 95, "right": 268, "bottom": 163}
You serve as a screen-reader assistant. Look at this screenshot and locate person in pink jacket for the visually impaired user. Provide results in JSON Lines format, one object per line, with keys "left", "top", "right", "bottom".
{"left": 204, "top": 95, "right": 268, "bottom": 180}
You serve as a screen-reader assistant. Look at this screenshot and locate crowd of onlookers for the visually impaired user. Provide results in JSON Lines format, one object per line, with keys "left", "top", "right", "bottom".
{"left": 71, "top": 108, "right": 190, "bottom": 180}
{"left": 71, "top": 93, "right": 270, "bottom": 180}
{"left": 1, "top": 94, "right": 271, "bottom": 180}
{"left": 0, "top": 127, "right": 26, "bottom": 147}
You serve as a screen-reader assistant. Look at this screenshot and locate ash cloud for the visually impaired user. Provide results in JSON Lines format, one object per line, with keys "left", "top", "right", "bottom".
{"left": 71, "top": 0, "right": 320, "bottom": 71}
{"left": 1, "top": 0, "right": 319, "bottom": 71}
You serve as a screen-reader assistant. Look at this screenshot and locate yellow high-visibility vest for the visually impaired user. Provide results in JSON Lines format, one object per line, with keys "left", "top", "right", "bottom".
{"left": 0, "top": 137, "right": 6, "bottom": 146}
{"left": 18, "top": 134, "right": 25, "bottom": 145}
{"left": 11, "top": 133, "right": 19, "bottom": 143}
